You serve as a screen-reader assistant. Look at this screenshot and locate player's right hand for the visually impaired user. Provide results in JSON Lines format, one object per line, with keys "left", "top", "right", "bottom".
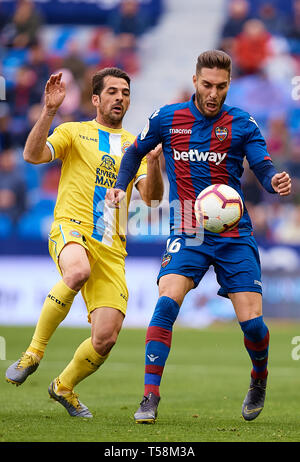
{"left": 105, "top": 188, "right": 126, "bottom": 208}
{"left": 44, "top": 72, "right": 66, "bottom": 114}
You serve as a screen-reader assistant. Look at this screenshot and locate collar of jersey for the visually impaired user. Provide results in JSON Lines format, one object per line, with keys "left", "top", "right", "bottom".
{"left": 189, "top": 94, "right": 225, "bottom": 124}
{"left": 91, "top": 119, "right": 123, "bottom": 134}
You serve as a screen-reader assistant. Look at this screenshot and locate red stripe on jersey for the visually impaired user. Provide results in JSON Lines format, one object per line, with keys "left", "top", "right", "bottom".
{"left": 170, "top": 107, "right": 196, "bottom": 232}
{"left": 146, "top": 325, "right": 172, "bottom": 348}
{"left": 209, "top": 112, "right": 239, "bottom": 237}
{"left": 209, "top": 112, "right": 233, "bottom": 184}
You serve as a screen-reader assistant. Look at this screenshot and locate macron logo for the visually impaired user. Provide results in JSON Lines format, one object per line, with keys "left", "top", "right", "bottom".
{"left": 169, "top": 128, "right": 192, "bottom": 134}
{"left": 173, "top": 148, "right": 227, "bottom": 165}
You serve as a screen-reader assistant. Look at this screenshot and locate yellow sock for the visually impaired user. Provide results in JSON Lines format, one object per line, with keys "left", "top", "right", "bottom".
{"left": 28, "top": 280, "right": 77, "bottom": 356}
{"left": 58, "top": 337, "right": 108, "bottom": 390}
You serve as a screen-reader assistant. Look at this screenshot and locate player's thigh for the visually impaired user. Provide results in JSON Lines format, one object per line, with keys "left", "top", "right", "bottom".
{"left": 214, "top": 236, "right": 262, "bottom": 299}
{"left": 158, "top": 273, "right": 194, "bottom": 307}
{"left": 81, "top": 247, "right": 128, "bottom": 321}
{"left": 48, "top": 221, "right": 91, "bottom": 288}
{"left": 229, "top": 291, "right": 262, "bottom": 323}
{"left": 58, "top": 242, "right": 91, "bottom": 288}
{"left": 157, "top": 235, "right": 212, "bottom": 305}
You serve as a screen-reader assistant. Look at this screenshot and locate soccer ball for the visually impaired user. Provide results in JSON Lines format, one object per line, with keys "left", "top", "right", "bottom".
{"left": 194, "top": 184, "right": 244, "bottom": 233}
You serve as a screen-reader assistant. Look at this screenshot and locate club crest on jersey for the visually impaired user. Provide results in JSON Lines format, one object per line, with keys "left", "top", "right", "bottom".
{"left": 215, "top": 127, "right": 228, "bottom": 142}
{"left": 161, "top": 253, "right": 172, "bottom": 268}
{"left": 122, "top": 141, "right": 131, "bottom": 155}
{"left": 100, "top": 154, "right": 116, "bottom": 172}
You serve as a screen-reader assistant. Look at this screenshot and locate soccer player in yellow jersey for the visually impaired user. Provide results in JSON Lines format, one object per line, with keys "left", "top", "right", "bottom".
{"left": 6, "top": 68, "right": 164, "bottom": 417}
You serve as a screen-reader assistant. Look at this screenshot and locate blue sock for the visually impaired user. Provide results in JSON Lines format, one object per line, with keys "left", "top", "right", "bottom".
{"left": 144, "top": 296, "right": 180, "bottom": 396}
{"left": 239, "top": 316, "right": 269, "bottom": 379}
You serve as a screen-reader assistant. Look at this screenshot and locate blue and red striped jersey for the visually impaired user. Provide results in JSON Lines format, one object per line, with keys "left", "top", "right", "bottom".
{"left": 117, "top": 95, "right": 276, "bottom": 238}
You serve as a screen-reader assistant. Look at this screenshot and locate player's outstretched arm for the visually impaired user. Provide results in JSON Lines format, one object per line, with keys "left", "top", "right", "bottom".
{"left": 136, "top": 144, "right": 164, "bottom": 207}
{"left": 23, "top": 73, "right": 66, "bottom": 164}
{"left": 271, "top": 171, "right": 292, "bottom": 196}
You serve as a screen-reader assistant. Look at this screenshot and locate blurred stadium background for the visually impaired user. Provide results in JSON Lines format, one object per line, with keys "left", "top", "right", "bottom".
{"left": 0, "top": 0, "right": 300, "bottom": 330}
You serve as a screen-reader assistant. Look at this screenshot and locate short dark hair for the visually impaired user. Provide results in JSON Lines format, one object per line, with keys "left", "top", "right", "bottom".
{"left": 92, "top": 67, "right": 131, "bottom": 95}
{"left": 196, "top": 50, "right": 232, "bottom": 78}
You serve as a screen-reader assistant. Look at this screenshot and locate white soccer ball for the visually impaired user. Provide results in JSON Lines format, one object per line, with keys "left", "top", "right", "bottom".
{"left": 194, "top": 184, "right": 244, "bottom": 233}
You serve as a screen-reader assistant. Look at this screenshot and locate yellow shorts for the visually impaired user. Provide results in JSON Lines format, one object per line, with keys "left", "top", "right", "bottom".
{"left": 48, "top": 219, "right": 128, "bottom": 321}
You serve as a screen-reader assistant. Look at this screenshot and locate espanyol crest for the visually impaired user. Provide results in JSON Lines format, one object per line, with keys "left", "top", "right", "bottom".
{"left": 215, "top": 126, "right": 228, "bottom": 142}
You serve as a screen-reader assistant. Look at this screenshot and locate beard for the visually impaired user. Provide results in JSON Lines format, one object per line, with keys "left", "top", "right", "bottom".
{"left": 195, "top": 90, "right": 226, "bottom": 118}
{"left": 100, "top": 109, "right": 125, "bottom": 127}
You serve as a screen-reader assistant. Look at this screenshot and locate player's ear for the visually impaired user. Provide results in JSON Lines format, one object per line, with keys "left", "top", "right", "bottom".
{"left": 192, "top": 74, "right": 197, "bottom": 88}
{"left": 92, "top": 94, "right": 100, "bottom": 107}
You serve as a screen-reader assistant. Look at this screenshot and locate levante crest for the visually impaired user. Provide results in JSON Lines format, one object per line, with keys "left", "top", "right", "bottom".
{"left": 215, "top": 126, "right": 228, "bottom": 142}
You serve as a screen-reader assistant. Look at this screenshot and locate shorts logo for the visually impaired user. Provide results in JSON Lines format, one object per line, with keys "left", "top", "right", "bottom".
{"left": 120, "top": 293, "right": 128, "bottom": 301}
{"left": 215, "top": 127, "right": 228, "bottom": 142}
{"left": 161, "top": 253, "right": 172, "bottom": 268}
{"left": 69, "top": 230, "right": 81, "bottom": 238}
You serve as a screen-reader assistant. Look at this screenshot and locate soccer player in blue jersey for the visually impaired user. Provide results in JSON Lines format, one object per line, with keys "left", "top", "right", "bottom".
{"left": 106, "top": 50, "right": 291, "bottom": 423}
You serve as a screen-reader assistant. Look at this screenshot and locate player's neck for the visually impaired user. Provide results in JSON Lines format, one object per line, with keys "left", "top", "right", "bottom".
{"left": 95, "top": 115, "right": 122, "bottom": 130}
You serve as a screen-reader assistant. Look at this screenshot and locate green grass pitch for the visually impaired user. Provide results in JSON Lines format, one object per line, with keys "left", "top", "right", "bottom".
{"left": 1, "top": 321, "right": 300, "bottom": 442}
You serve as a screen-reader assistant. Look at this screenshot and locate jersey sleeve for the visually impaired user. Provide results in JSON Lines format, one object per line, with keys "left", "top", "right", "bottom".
{"left": 135, "top": 108, "right": 162, "bottom": 154}
{"left": 134, "top": 155, "right": 147, "bottom": 186}
{"left": 46, "top": 122, "right": 73, "bottom": 161}
{"left": 115, "top": 108, "right": 162, "bottom": 191}
{"left": 243, "top": 116, "right": 272, "bottom": 168}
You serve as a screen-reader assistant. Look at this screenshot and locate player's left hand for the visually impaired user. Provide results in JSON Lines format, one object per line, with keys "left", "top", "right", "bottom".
{"left": 105, "top": 188, "right": 126, "bottom": 208}
{"left": 271, "top": 171, "right": 291, "bottom": 196}
{"left": 146, "top": 144, "right": 163, "bottom": 161}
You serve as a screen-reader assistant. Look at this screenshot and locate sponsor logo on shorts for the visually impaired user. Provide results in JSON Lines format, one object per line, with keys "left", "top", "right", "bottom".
{"left": 69, "top": 230, "right": 81, "bottom": 238}
{"left": 161, "top": 253, "right": 172, "bottom": 268}
{"left": 254, "top": 280, "right": 262, "bottom": 287}
{"left": 120, "top": 293, "right": 128, "bottom": 301}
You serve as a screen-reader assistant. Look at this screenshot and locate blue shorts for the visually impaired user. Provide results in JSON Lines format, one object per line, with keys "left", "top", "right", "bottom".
{"left": 157, "top": 234, "right": 262, "bottom": 298}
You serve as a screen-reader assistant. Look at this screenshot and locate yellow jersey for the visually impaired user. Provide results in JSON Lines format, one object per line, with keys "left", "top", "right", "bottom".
{"left": 46, "top": 119, "right": 147, "bottom": 254}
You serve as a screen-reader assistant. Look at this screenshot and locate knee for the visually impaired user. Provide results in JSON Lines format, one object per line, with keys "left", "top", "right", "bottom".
{"left": 91, "top": 330, "right": 118, "bottom": 356}
{"left": 63, "top": 265, "right": 90, "bottom": 291}
{"left": 240, "top": 315, "right": 269, "bottom": 342}
{"left": 158, "top": 275, "right": 194, "bottom": 307}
